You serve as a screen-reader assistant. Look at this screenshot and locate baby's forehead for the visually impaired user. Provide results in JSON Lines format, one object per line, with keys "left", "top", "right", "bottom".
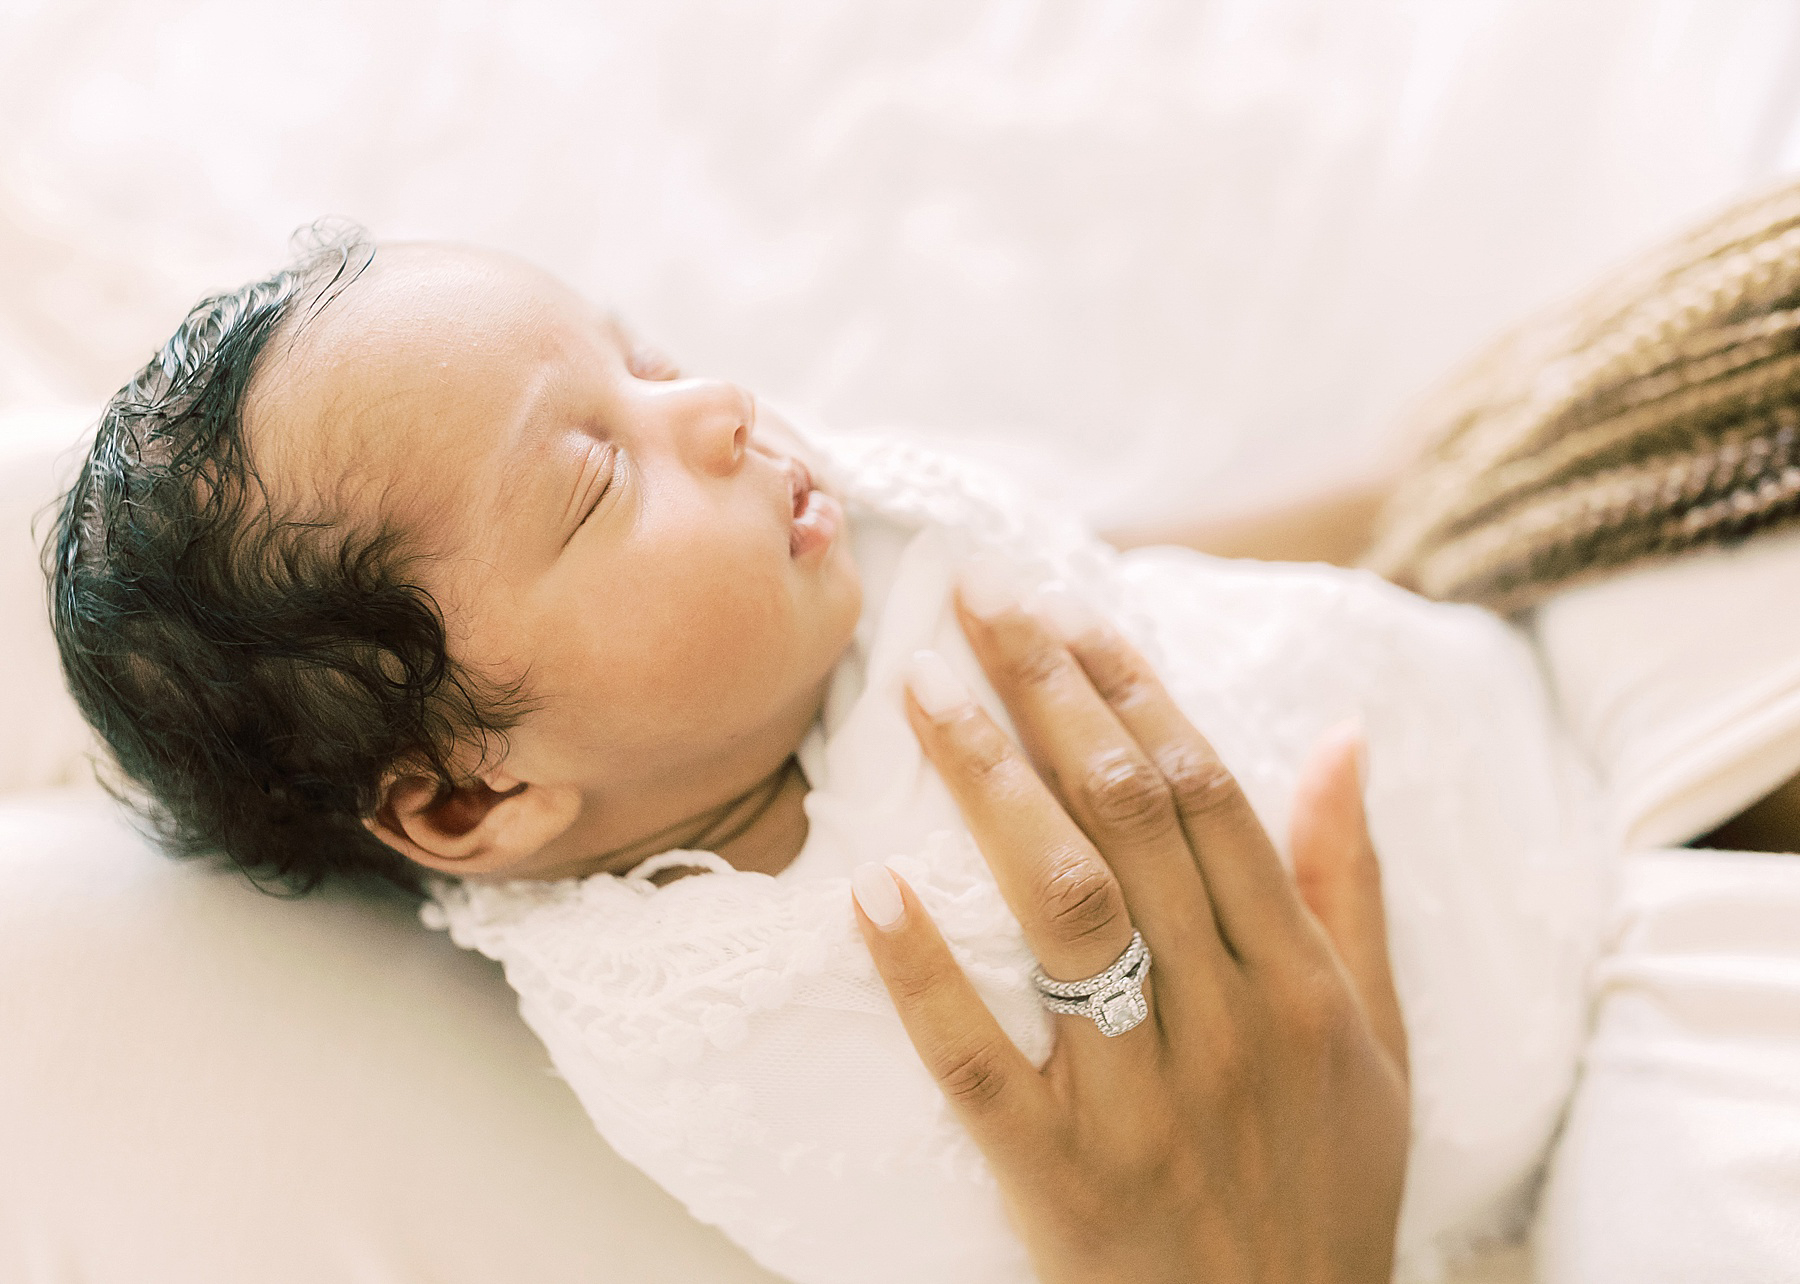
{"left": 262, "top": 244, "right": 598, "bottom": 416}
{"left": 245, "top": 245, "right": 612, "bottom": 547}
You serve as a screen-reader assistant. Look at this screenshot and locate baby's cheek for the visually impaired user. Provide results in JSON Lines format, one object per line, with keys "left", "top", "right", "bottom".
{"left": 644, "top": 572, "right": 801, "bottom": 714}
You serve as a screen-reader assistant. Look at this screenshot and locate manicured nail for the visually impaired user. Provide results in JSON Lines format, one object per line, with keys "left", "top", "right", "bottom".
{"left": 906, "top": 649, "right": 971, "bottom": 717}
{"left": 958, "top": 556, "right": 1023, "bottom": 618}
{"left": 852, "top": 861, "right": 905, "bottom": 929}
{"left": 1032, "top": 583, "right": 1103, "bottom": 643}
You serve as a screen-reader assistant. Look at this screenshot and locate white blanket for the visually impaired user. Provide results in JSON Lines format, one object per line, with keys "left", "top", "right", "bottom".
{"left": 427, "top": 432, "right": 1610, "bottom": 1284}
{"left": 1535, "top": 847, "right": 1800, "bottom": 1284}
{"left": 1535, "top": 526, "right": 1800, "bottom": 851}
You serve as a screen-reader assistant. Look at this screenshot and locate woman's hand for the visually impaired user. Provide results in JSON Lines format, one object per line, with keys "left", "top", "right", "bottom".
{"left": 851, "top": 575, "right": 1411, "bottom": 1284}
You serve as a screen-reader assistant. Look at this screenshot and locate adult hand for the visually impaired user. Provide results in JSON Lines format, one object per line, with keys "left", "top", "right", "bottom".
{"left": 850, "top": 577, "right": 1410, "bottom": 1284}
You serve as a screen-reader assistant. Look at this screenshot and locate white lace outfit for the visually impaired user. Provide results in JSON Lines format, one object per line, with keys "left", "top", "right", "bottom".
{"left": 423, "top": 431, "right": 1609, "bottom": 1284}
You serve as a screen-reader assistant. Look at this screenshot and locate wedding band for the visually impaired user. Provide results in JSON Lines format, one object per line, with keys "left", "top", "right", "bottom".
{"left": 1031, "top": 931, "right": 1152, "bottom": 1037}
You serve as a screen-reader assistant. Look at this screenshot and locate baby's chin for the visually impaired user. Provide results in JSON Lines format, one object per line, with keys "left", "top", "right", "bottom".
{"left": 808, "top": 612, "right": 862, "bottom": 723}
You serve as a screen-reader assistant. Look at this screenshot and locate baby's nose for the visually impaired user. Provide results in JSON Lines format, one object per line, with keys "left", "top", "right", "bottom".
{"left": 658, "top": 378, "right": 753, "bottom": 477}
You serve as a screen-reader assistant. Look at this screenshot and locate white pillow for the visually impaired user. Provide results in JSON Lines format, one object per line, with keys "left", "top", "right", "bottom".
{"left": 0, "top": 789, "right": 781, "bottom": 1283}
{"left": 0, "top": 406, "right": 104, "bottom": 795}
{"left": 0, "top": 408, "right": 779, "bottom": 1280}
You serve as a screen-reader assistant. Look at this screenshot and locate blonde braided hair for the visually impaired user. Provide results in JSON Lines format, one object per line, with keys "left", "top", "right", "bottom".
{"left": 1365, "top": 178, "right": 1800, "bottom": 613}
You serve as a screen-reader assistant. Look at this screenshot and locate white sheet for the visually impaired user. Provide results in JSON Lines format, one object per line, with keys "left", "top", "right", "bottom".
{"left": 1536, "top": 847, "right": 1800, "bottom": 1283}
{"left": 0, "top": 406, "right": 103, "bottom": 794}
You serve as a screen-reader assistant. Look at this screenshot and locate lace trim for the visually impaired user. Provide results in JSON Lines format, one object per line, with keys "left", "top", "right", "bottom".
{"left": 426, "top": 826, "right": 1048, "bottom": 1079}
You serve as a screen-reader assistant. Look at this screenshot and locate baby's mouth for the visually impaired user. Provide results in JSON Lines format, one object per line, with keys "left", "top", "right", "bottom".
{"left": 787, "top": 458, "right": 813, "bottom": 519}
{"left": 786, "top": 457, "right": 841, "bottom": 559}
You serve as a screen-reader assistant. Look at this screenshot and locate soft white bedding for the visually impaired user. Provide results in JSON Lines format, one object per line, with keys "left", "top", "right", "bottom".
{"left": 1536, "top": 849, "right": 1800, "bottom": 1283}
{"left": 4, "top": 2, "right": 1798, "bottom": 529}
{"left": 0, "top": 789, "right": 784, "bottom": 1284}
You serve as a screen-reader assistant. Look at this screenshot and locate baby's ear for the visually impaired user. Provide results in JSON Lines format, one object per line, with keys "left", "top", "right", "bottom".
{"left": 366, "top": 767, "right": 580, "bottom": 877}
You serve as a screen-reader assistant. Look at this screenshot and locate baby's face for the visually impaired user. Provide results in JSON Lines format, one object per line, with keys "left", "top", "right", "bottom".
{"left": 247, "top": 245, "right": 862, "bottom": 876}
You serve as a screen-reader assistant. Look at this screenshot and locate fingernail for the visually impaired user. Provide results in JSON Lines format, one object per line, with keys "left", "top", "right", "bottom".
{"left": 1031, "top": 583, "right": 1103, "bottom": 643}
{"left": 852, "top": 861, "right": 906, "bottom": 929}
{"left": 958, "top": 556, "right": 1023, "bottom": 619}
{"left": 906, "top": 649, "right": 971, "bottom": 718}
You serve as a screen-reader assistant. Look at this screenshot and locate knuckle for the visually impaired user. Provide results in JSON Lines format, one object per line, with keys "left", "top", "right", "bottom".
{"left": 1081, "top": 750, "right": 1175, "bottom": 834}
{"left": 880, "top": 955, "right": 944, "bottom": 1010}
{"left": 996, "top": 633, "right": 1068, "bottom": 692}
{"left": 946, "top": 713, "right": 1015, "bottom": 782}
{"left": 1278, "top": 965, "right": 1355, "bottom": 1049}
{"left": 1159, "top": 745, "right": 1245, "bottom": 820}
{"left": 1038, "top": 855, "right": 1128, "bottom": 947}
{"left": 1084, "top": 648, "right": 1152, "bottom": 708}
{"left": 931, "top": 1040, "right": 1010, "bottom": 1112}
{"left": 1202, "top": 1026, "right": 1255, "bottom": 1099}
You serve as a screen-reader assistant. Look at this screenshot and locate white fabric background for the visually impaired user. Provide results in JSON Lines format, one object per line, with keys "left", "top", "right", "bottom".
{"left": 4, "top": 0, "right": 1800, "bottom": 522}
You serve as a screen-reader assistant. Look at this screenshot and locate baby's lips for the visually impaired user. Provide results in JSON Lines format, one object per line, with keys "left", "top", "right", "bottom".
{"left": 784, "top": 456, "right": 814, "bottom": 517}
{"left": 789, "top": 484, "right": 842, "bottom": 560}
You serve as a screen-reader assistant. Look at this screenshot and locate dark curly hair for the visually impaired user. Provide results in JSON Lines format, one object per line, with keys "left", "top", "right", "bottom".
{"left": 46, "top": 225, "right": 531, "bottom": 897}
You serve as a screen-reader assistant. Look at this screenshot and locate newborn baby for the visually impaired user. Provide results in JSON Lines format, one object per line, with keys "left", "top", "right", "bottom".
{"left": 51, "top": 237, "right": 1609, "bottom": 1284}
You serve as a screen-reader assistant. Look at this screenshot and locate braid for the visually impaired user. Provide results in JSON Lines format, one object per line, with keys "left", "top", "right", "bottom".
{"left": 1367, "top": 178, "right": 1800, "bottom": 611}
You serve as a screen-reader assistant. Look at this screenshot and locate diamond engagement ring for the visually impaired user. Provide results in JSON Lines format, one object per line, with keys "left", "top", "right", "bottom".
{"left": 1031, "top": 931, "right": 1153, "bottom": 1037}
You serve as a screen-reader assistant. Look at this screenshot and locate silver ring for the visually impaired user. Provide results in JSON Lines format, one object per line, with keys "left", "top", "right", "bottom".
{"left": 1031, "top": 930, "right": 1153, "bottom": 1037}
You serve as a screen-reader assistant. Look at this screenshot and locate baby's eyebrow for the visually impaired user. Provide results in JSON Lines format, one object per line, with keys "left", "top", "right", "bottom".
{"left": 601, "top": 311, "right": 634, "bottom": 348}
{"left": 481, "top": 362, "right": 575, "bottom": 540}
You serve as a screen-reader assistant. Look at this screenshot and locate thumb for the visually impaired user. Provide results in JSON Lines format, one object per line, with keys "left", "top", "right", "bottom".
{"left": 1289, "top": 723, "right": 1408, "bottom": 1078}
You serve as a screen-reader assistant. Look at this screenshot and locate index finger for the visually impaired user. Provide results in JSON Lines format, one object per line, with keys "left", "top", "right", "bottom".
{"left": 902, "top": 653, "right": 1139, "bottom": 989}
{"left": 1050, "top": 606, "right": 1312, "bottom": 963}
{"left": 946, "top": 584, "right": 1230, "bottom": 983}
{"left": 851, "top": 866, "right": 1047, "bottom": 1146}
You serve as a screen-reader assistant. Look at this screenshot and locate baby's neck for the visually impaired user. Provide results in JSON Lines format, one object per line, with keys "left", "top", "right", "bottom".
{"left": 591, "top": 756, "right": 812, "bottom": 880}
{"left": 698, "top": 756, "right": 812, "bottom": 876}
